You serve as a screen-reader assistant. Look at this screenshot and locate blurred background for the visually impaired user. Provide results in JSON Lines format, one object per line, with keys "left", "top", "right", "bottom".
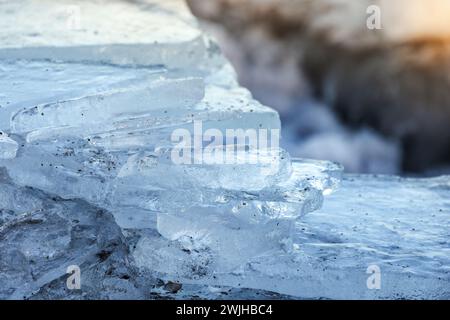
{"left": 187, "top": 0, "right": 450, "bottom": 176}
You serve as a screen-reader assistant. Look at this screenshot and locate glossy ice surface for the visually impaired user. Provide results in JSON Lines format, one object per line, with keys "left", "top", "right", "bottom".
{"left": 134, "top": 175, "right": 450, "bottom": 299}
{"left": 0, "top": 0, "right": 448, "bottom": 300}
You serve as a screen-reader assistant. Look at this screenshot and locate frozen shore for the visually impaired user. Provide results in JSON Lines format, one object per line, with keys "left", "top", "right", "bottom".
{"left": 0, "top": 0, "right": 448, "bottom": 300}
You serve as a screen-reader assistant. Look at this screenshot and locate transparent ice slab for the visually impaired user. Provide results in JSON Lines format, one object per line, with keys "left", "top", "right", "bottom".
{"left": 139, "top": 158, "right": 342, "bottom": 273}
{"left": 11, "top": 77, "right": 204, "bottom": 134}
{"left": 0, "top": 133, "right": 18, "bottom": 159}
{"left": 84, "top": 85, "right": 280, "bottom": 152}
{"left": 115, "top": 151, "right": 341, "bottom": 212}
{"left": 0, "top": 53, "right": 282, "bottom": 232}
{"left": 23, "top": 84, "right": 280, "bottom": 149}
{"left": 0, "top": 0, "right": 223, "bottom": 71}
{"left": 1, "top": 140, "right": 338, "bottom": 229}
{"left": 0, "top": 60, "right": 204, "bottom": 133}
{"left": 132, "top": 174, "right": 450, "bottom": 299}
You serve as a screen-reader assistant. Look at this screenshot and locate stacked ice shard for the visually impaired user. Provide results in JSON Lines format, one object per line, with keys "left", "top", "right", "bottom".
{"left": 0, "top": 0, "right": 340, "bottom": 273}
{"left": 1, "top": 0, "right": 449, "bottom": 300}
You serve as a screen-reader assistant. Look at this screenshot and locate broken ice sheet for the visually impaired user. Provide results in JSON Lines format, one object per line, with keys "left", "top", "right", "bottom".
{"left": 84, "top": 85, "right": 280, "bottom": 152}
{"left": 0, "top": 60, "right": 204, "bottom": 134}
{"left": 0, "top": 0, "right": 223, "bottom": 71}
{"left": 0, "top": 132, "right": 18, "bottom": 159}
{"left": 0, "top": 62, "right": 282, "bottom": 231}
{"left": 114, "top": 148, "right": 342, "bottom": 213}
{"left": 11, "top": 77, "right": 204, "bottom": 134}
{"left": 0, "top": 60, "right": 161, "bottom": 129}
{"left": 0, "top": 168, "right": 142, "bottom": 300}
{"left": 25, "top": 83, "right": 281, "bottom": 151}
{"left": 133, "top": 175, "right": 450, "bottom": 299}
{"left": 112, "top": 152, "right": 341, "bottom": 228}
{"left": 123, "top": 155, "right": 343, "bottom": 272}
{"left": 117, "top": 147, "right": 293, "bottom": 193}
